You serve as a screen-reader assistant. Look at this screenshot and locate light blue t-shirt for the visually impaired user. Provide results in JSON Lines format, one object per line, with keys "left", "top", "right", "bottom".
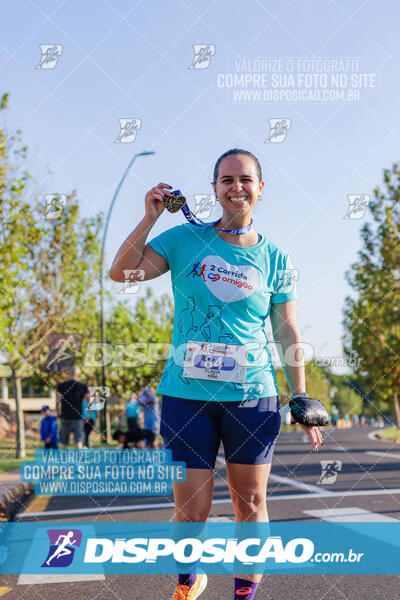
{"left": 81, "top": 399, "right": 97, "bottom": 421}
{"left": 126, "top": 400, "right": 141, "bottom": 419}
{"left": 148, "top": 223, "right": 297, "bottom": 402}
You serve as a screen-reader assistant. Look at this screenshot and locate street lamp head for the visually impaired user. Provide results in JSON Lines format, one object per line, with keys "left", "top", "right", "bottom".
{"left": 138, "top": 151, "right": 155, "bottom": 156}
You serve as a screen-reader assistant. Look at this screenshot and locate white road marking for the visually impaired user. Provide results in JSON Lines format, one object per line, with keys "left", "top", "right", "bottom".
{"left": 218, "top": 454, "right": 334, "bottom": 495}
{"left": 18, "top": 574, "right": 105, "bottom": 585}
{"left": 366, "top": 450, "right": 400, "bottom": 460}
{"left": 303, "top": 507, "right": 400, "bottom": 550}
{"left": 303, "top": 507, "right": 399, "bottom": 522}
{"left": 268, "top": 473, "right": 333, "bottom": 495}
{"left": 17, "top": 488, "right": 400, "bottom": 519}
{"left": 17, "top": 500, "right": 177, "bottom": 518}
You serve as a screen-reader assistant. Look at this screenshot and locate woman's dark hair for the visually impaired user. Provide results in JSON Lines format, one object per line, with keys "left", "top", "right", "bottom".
{"left": 212, "top": 148, "right": 262, "bottom": 184}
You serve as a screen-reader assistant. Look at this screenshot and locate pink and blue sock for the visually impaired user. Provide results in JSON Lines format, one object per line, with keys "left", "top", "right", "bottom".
{"left": 234, "top": 577, "right": 259, "bottom": 600}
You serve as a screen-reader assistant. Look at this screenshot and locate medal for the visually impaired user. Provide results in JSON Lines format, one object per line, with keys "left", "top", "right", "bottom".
{"left": 163, "top": 189, "right": 187, "bottom": 213}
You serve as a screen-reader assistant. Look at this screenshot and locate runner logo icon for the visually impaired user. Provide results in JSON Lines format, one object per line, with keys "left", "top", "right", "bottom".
{"left": 41, "top": 529, "right": 82, "bottom": 568}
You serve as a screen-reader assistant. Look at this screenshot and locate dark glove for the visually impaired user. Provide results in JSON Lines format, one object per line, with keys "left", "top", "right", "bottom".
{"left": 289, "top": 396, "right": 329, "bottom": 427}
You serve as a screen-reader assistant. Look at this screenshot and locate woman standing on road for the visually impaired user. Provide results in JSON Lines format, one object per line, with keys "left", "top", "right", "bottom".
{"left": 109, "top": 148, "right": 324, "bottom": 600}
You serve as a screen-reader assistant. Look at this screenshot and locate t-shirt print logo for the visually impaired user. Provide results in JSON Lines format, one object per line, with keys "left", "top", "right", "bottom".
{"left": 198, "top": 255, "right": 260, "bottom": 302}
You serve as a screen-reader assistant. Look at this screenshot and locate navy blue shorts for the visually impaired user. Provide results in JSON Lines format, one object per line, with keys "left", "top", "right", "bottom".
{"left": 160, "top": 395, "right": 281, "bottom": 469}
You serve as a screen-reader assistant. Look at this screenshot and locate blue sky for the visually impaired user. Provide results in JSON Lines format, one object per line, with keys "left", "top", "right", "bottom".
{"left": 1, "top": 0, "right": 399, "bottom": 372}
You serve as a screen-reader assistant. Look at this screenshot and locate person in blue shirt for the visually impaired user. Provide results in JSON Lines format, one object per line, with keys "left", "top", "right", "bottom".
{"left": 137, "top": 385, "right": 160, "bottom": 449}
{"left": 40, "top": 405, "right": 58, "bottom": 449}
{"left": 109, "top": 148, "right": 324, "bottom": 600}
{"left": 81, "top": 398, "right": 97, "bottom": 448}
{"left": 125, "top": 394, "right": 141, "bottom": 431}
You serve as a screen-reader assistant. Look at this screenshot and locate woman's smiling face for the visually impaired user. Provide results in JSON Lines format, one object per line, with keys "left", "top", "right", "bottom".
{"left": 212, "top": 154, "right": 264, "bottom": 218}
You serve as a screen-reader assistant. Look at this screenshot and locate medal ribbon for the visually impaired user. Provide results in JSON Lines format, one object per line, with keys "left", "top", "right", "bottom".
{"left": 167, "top": 190, "right": 254, "bottom": 235}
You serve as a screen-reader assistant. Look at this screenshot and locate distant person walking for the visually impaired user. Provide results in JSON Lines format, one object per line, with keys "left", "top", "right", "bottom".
{"left": 137, "top": 386, "right": 160, "bottom": 449}
{"left": 126, "top": 394, "right": 141, "bottom": 430}
{"left": 40, "top": 405, "right": 58, "bottom": 449}
{"left": 56, "top": 366, "right": 89, "bottom": 449}
{"left": 82, "top": 397, "right": 97, "bottom": 448}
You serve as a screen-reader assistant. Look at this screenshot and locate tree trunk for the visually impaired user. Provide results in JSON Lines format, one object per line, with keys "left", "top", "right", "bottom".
{"left": 11, "top": 369, "right": 25, "bottom": 458}
{"left": 105, "top": 406, "right": 111, "bottom": 444}
{"left": 394, "top": 391, "right": 400, "bottom": 430}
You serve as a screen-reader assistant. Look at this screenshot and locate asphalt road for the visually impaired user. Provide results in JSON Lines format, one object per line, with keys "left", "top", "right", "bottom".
{"left": 2, "top": 426, "right": 400, "bottom": 600}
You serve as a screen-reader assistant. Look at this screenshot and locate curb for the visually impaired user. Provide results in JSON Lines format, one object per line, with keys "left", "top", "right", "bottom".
{"left": 367, "top": 429, "right": 382, "bottom": 441}
{"left": 367, "top": 428, "right": 400, "bottom": 443}
{"left": 0, "top": 482, "right": 34, "bottom": 521}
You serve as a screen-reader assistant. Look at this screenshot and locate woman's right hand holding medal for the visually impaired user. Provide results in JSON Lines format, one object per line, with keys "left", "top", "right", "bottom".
{"left": 144, "top": 182, "right": 174, "bottom": 222}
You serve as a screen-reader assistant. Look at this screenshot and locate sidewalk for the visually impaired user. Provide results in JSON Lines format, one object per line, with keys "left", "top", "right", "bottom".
{"left": 0, "top": 468, "right": 33, "bottom": 521}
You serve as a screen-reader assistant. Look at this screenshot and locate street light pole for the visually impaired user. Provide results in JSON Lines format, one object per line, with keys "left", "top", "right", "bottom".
{"left": 99, "top": 151, "right": 155, "bottom": 442}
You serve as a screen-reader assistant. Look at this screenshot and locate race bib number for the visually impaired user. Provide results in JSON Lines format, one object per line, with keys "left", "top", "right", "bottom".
{"left": 183, "top": 341, "right": 248, "bottom": 383}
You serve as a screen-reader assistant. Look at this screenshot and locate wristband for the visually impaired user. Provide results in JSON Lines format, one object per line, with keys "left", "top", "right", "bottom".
{"left": 290, "top": 392, "right": 307, "bottom": 400}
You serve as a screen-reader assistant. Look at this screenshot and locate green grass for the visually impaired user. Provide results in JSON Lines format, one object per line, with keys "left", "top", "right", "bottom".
{"left": 0, "top": 438, "right": 37, "bottom": 474}
{"left": 377, "top": 427, "right": 400, "bottom": 441}
{"left": 280, "top": 423, "right": 303, "bottom": 433}
{"left": 0, "top": 435, "right": 123, "bottom": 475}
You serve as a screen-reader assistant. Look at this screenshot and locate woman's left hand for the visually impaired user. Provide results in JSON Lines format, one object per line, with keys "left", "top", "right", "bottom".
{"left": 299, "top": 423, "right": 324, "bottom": 452}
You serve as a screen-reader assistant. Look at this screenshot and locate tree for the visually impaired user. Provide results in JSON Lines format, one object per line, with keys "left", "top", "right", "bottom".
{"left": 321, "top": 370, "right": 363, "bottom": 417}
{"left": 83, "top": 288, "right": 173, "bottom": 429}
{"left": 0, "top": 93, "right": 102, "bottom": 456}
{"left": 343, "top": 164, "right": 400, "bottom": 428}
{"left": 275, "top": 359, "right": 331, "bottom": 413}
